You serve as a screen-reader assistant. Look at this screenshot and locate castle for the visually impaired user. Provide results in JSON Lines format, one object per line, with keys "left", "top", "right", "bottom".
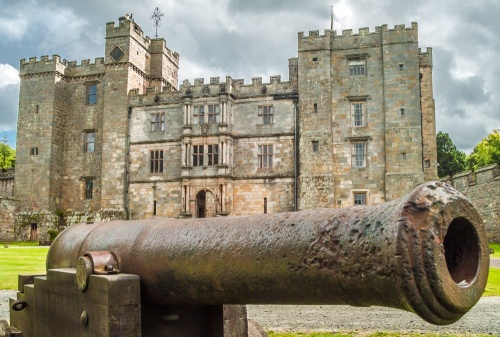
{"left": 12, "top": 15, "right": 438, "bottom": 240}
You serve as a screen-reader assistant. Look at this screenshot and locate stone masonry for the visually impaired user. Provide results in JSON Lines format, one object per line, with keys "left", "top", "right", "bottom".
{"left": 442, "top": 165, "right": 500, "bottom": 242}
{"left": 11, "top": 15, "right": 439, "bottom": 241}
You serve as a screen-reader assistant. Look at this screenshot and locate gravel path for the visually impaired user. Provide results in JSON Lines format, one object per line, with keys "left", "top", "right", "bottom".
{"left": 1, "top": 259, "right": 499, "bottom": 334}
{"left": 247, "top": 297, "right": 500, "bottom": 335}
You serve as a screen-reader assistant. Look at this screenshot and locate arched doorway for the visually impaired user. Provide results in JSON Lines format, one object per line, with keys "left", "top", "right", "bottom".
{"left": 196, "top": 190, "right": 217, "bottom": 218}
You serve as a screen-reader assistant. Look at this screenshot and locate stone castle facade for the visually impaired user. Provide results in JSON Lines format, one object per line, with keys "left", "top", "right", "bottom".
{"left": 12, "top": 15, "right": 438, "bottom": 240}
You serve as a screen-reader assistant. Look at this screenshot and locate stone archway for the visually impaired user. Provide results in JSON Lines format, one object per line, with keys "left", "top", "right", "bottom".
{"left": 196, "top": 190, "right": 217, "bottom": 218}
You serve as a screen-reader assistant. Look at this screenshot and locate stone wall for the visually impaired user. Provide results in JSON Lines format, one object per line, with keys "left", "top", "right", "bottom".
{"left": 0, "top": 168, "right": 14, "bottom": 196}
{"left": 443, "top": 164, "right": 500, "bottom": 242}
{"left": 0, "top": 197, "right": 17, "bottom": 241}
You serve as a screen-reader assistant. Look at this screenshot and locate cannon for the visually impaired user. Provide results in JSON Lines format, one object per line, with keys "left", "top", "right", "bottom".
{"left": 7, "top": 182, "right": 489, "bottom": 336}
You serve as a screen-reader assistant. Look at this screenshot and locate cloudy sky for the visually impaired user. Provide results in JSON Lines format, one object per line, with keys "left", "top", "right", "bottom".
{"left": 0, "top": 0, "right": 499, "bottom": 153}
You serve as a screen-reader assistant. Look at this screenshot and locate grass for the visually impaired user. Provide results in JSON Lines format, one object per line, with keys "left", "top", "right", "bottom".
{"left": 490, "top": 243, "right": 500, "bottom": 258}
{"left": 1, "top": 241, "right": 41, "bottom": 247}
{"left": 268, "top": 333, "right": 494, "bottom": 337}
{"left": 0, "top": 245, "right": 49, "bottom": 290}
{"left": 484, "top": 267, "right": 500, "bottom": 296}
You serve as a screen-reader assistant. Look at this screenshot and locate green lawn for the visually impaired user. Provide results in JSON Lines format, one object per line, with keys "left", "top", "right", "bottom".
{"left": 0, "top": 245, "right": 49, "bottom": 290}
{"left": 490, "top": 243, "right": 500, "bottom": 258}
{"left": 268, "top": 333, "right": 494, "bottom": 337}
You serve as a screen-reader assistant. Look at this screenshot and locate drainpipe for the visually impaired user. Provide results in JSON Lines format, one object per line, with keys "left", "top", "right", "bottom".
{"left": 294, "top": 99, "right": 299, "bottom": 211}
{"left": 124, "top": 106, "right": 132, "bottom": 219}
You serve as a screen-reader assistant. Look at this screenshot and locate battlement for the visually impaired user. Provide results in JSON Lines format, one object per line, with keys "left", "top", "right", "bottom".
{"left": 20, "top": 54, "right": 67, "bottom": 76}
{"left": 419, "top": 47, "right": 433, "bottom": 67}
{"left": 129, "top": 73, "right": 297, "bottom": 104}
{"left": 449, "top": 164, "right": 500, "bottom": 188}
{"left": 106, "top": 14, "right": 151, "bottom": 47}
{"left": 20, "top": 54, "right": 107, "bottom": 77}
{"left": 20, "top": 54, "right": 63, "bottom": 67}
{"left": 150, "top": 38, "right": 180, "bottom": 64}
{"left": 299, "top": 23, "right": 419, "bottom": 52}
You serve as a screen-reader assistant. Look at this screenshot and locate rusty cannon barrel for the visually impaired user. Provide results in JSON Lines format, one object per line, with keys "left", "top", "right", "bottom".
{"left": 47, "top": 182, "right": 489, "bottom": 325}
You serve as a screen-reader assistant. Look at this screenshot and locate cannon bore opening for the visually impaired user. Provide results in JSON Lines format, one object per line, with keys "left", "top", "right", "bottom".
{"left": 443, "top": 217, "right": 480, "bottom": 286}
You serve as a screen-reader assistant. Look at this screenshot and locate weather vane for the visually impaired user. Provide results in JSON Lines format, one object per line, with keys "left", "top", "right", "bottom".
{"left": 150, "top": 7, "right": 164, "bottom": 38}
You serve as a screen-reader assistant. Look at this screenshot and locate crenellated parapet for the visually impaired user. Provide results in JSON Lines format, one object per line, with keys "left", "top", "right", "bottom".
{"left": 419, "top": 47, "right": 433, "bottom": 67}
{"left": 178, "top": 74, "right": 297, "bottom": 99}
{"left": 128, "top": 72, "right": 298, "bottom": 106}
{"left": 19, "top": 54, "right": 66, "bottom": 78}
{"left": 444, "top": 164, "right": 500, "bottom": 242}
{"left": 19, "top": 55, "right": 107, "bottom": 80}
{"left": 298, "top": 29, "right": 331, "bottom": 52}
{"left": 298, "top": 23, "right": 419, "bottom": 52}
{"left": 105, "top": 14, "right": 150, "bottom": 49}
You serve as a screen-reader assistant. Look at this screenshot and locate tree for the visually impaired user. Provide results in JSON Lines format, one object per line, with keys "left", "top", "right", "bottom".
{"left": 467, "top": 129, "right": 500, "bottom": 171}
{"left": 436, "top": 131, "right": 466, "bottom": 178}
{"left": 0, "top": 137, "right": 16, "bottom": 169}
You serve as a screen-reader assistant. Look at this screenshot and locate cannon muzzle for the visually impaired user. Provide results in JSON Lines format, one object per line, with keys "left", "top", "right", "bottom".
{"left": 47, "top": 182, "right": 489, "bottom": 325}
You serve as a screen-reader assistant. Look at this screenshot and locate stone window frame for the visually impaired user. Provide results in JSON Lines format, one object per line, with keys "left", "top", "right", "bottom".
{"left": 258, "top": 144, "right": 273, "bottom": 169}
{"left": 346, "top": 136, "right": 371, "bottom": 168}
{"left": 207, "top": 144, "right": 219, "bottom": 166}
{"left": 81, "top": 177, "right": 95, "bottom": 200}
{"left": 192, "top": 144, "right": 204, "bottom": 167}
{"left": 150, "top": 112, "right": 165, "bottom": 132}
{"left": 86, "top": 82, "right": 98, "bottom": 105}
{"left": 312, "top": 141, "right": 319, "bottom": 153}
{"left": 257, "top": 105, "right": 274, "bottom": 125}
{"left": 207, "top": 104, "right": 220, "bottom": 124}
{"left": 83, "top": 130, "right": 96, "bottom": 154}
{"left": 346, "top": 53, "right": 369, "bottom": 77}
{"left": 149, "top": 150, "right": 164, "bottom": 174}
{"left": 30, "top": 147, "right": 39, "bottom": 156}
{"left": 353, "top": 191, "right": 368, "bottom": 205}
{"left": 193, "top": 105, "right": 205, "bottom": 124}
{"left": 347, "top": 96, "right": 369, "bottom": 127}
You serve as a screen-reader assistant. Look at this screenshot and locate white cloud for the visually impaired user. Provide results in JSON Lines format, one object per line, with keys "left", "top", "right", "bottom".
{"left": 0, "top": 64, "right": 20, "bottom": 88}
{"left": 0, "top": 64, "right": 20, "bottom": 132}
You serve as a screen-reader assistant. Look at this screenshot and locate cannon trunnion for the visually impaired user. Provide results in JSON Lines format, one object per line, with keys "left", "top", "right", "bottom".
{"left": 9, "top": 182, "right": 490, "bottom": 336}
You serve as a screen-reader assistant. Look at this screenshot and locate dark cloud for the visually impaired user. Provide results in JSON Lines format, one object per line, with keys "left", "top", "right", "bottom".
{"left": 0, "top": 0, "right": 498, "bottom": 152}
{"left": 227, "top": 0, "right": 329, "bottom": 15}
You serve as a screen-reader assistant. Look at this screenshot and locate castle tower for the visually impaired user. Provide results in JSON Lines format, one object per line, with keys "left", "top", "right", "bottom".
{"left": 15, "top": 15, "right": 179, "bottom": 236}
{"left": 297, "top": 30, "right": 335, "bottom": 210}
{"left": 15, "top": 55, "right": 67, "bottom": 212}
{"left": 297, "top": 23, "right": 433, "bottom": 208}
{"left": 420, "top": 48, "right": 438, "bottom": 181}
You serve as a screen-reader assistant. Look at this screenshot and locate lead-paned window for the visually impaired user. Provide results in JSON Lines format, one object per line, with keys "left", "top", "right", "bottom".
{"left": 208, "top": 104, "right": 220, "bottom": 124}
{"left": 87, "top": 84, "right": 97, "bottom": 105}
{"left": 349, "top": 60, "right": 366, "bottom": 76}
{"left": 150, "top": 150, "right": 164, "bottom": 173}
{"left": 85, "top": 179, "right": 94, "bottom": 199}
{"left": 258, "top": 105, "right": 273, "bottom": 125}
{"left": 352, "top": 102, "right": 364, "bottom": 126}
{"left": 258, "top": 144, "right": 273, "bottom": 168}
{"left": 208, "top": 144, "right": 219, "bottom": 166}
{"left": 193, "top": 145, "right": 204, "bottom": 166}
{"left": 352, "top": 142, "right": 366, "bottom": 167}
{"left": 84, "top": 131, "right": 95, "bottom": 153}
{"left": 354, "top": 192, "right": 366, "bottom": 205}
{"left": 193, "top": 105, "right": 205, "bottom": 124}
{"left": 150, "top": 113, "right": 165, "bottom": 132}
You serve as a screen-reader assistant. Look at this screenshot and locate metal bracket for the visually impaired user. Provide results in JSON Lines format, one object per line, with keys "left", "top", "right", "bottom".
{"left": 76, "top": 251, "right": 119, "bottom": 291}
